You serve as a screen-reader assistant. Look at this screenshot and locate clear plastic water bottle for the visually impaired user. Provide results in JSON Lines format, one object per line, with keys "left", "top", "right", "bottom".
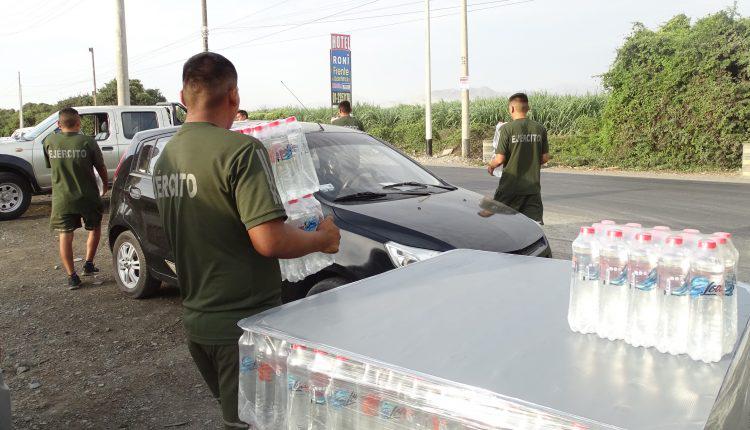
{"left": 255, "top": 336, "right": 278, "bottom": 427}
{"left": 623, "top": 223, "right": 642, "bottom": 242}
{"left": 655, "top": 236, "right": 691, "bottom": 355}
{"left": 713, "top": 235, "right": 738, "bottom": 354}
{"left": 597, "top": 229, "right": 630, "bottom": 341}
{"left": 626, "top": 232, "right": 660, "bottom": 348}
{"left": 274, "top": 340, "right": 290, "bottom": 425}
{"left": 238, "top": 332, "right": 258, "bottom": 425}
{"left": 328, "top": 356, "right": 363, "bottom": 429}
{"left": 568, "top": 226, "right": 600, "bottom": 334}
{"left": 286, "top": 116, "right": 320, "bottom": 195}
{"left": 309, "top": 350, "right": 333, "bottom": 429}
{"left": 600, "top": 219, "right": 617, "bottom": 237}
{"left": 651, "top": 226, "right": 672, "bottom": 246}
{"left": 681, "top": 228, "right": 702, "bottom": 250}
{"left": 687, "top": 239, "right": 725, "bottom": 363}
{"left": 287, "top": 345, "right": 312, "bottom": 430}
{"left": 357, "top": 364, "right": 383, "bottom": 430}
{"left": 267, "top": 120, "right": 301, "bottom": 202}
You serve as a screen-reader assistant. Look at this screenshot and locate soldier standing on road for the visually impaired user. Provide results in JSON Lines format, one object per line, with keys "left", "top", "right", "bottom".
{"left": 154, "top": 52, "right": 340, "bottom": 430}
{"left": 487, "top": 93, "right": 550, "bottom": 224}
{"left": 331, "top": 100, "right": 365, "bottom": 131}
{"left": 44, "top": 107, "right": 108, "bottom": 289}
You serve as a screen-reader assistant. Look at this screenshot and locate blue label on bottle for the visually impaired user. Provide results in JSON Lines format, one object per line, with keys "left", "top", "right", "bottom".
{"left": 287, "top": 374, "right": 308, "bottom": 392}
{"left": 689, "top": 276, "right": 723, "bottom": 297}
{"left": 726, "top": 273, "right": 736, "bottom": 297}
{"left": 240, "top": 356, "right": 257, "bottom": 374}
{"left": 302, "top": 217, "right": 319, "bottom": 232}
{"left": 605, "top": 266, "right": 628, "bottom": 286}
{"left": 330, "top": 389, "right": 357, "bottom": 409}
{"left": 635, "top": 268, "right": 658, "bottom": 291}
{"left": 379, "top": 401, "right": 401, "bottom": 419}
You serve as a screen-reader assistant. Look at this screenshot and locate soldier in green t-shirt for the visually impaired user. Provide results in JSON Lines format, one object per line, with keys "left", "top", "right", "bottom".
{"left": 331, "top": 100, "right": 365, "bottom": 131}
{"left": 44, "top": 108, "right": 109, "bottom": 289}
{"left": 487, "top": 93, "right": 550, "bottom": 224}
{"left": 155, "top": 52, "right": 340, "bottom": 429}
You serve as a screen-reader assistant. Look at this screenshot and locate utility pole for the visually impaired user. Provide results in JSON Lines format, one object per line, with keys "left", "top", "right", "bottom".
{"left": 17, "top": 71, "right": 23, "bottom": 129}
{"left": 114, "top": 0, "right": 130, "bottom": 105}
{"left": 89, "top": 47, "right": 98, "bottom": 105}
{"left": 201, "top": 0, "right": 209, "bottom": 52}
{"left": 424, "top": 0, "right": 433, "bottom": 156}
{"left": 459, "top": 0, "right": 470, "bottom": 157}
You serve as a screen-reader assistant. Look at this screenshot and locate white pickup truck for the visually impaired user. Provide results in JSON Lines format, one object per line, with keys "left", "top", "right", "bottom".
{"left": 0, "top": 102, "right": 186, "bottom": 220}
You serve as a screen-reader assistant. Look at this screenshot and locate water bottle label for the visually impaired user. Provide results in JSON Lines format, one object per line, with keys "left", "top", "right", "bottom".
{"left": 288, "top": 374, "right": 309, "bottom": 392}
{"left": 379, "top": 401, "right": 404, "bottom": 420}
{"left": 302, "top": 216, "right": 319, "bottom": 232}
{"left": 635, "top": 268, "right": 658, "bottom": 291}
{"left": 331, "top": 389, "right": 357, "bottom": 409}
{"left": 274, "top": 144, "right": 296, "bottom": 162}
{"left": 257, "top": 362, "right": 274, "bottom": 382}
{"left": 668, "top": 280, "right": 689, "bottom": 296}
{"left": 240, "top": 356, "right": 257, "bottom": 374}
{"left": 313, "top": 389, "right": 327, "bottom": 405}
{"left": 726, "top": 273, "right": 736, "bottom": 297}
{"left": 573, "top": 257, "right": 599, "bottom": 281}
{"left": 604, "top": 266, "right": 628, "bottom": 286}
{"left": 689, "top": 276, "right": 724, "bottom": 297}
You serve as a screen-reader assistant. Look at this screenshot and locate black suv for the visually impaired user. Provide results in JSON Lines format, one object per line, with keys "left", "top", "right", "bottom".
{"left": 108, "top": 123, "right": 550, "bottom": 301}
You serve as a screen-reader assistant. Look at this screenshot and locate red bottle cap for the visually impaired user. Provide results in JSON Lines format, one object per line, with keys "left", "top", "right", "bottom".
{"left": 666, "top": 235, "right": 683, "bottom": 246}
{"left": 714, "top": 236, "right": 727, "bottom": 245}
{"left": 607, "top": 229, "right": 623, "bottom": 239}
{"left": 285, "top": 116, "right": 297, "bottom": 123}
{"left": 269, "top": 120, "right": 280, "bottom": 127}
{"left": 636, "top": 232, "right": 652, "bottom": 242}
{"left": 698, "top": 240, "right": 717, "bottom": 250}
{"left": 713, "top": 232, "right": 732, "bottom": 239}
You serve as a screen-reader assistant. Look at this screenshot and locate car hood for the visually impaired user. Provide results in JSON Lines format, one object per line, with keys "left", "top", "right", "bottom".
{"left": 330, "top": 188, "right": 545, "bottom": 253}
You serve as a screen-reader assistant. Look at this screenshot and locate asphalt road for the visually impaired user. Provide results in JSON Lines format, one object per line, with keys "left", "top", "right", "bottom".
{"left": 430, "top": 166, "right": 750, "bottom": 280}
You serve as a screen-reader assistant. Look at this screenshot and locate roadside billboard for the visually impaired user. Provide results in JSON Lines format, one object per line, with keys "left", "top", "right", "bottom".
{"left": 330, "top": 33, "right": 352, "bottom": 106}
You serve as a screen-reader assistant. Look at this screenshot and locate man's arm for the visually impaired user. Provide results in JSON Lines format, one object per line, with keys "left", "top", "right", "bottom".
{"left": 248, "top": 216, "right": 340, "bottom": 259}
{"left": 541, "top": 153, "right": 550, "bottom": 164}
{"left": 540, "top": 127, "right": 550, "bottom": 165}
{"left": 487, "top": 153, "right": 506, "bottom": 175}
{"left": 89, "top": 139, "right": 109, "bottom": 194}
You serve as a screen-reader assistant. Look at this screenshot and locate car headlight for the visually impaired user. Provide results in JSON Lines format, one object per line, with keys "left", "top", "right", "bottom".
{"left": 385, "top": 241, "right": 442, "bottom": 268}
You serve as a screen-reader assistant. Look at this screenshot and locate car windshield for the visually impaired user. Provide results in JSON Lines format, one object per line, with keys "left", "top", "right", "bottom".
{"left": 307, "top": 132, "right": 445, "bottom": 201}
{"left": 20, "top": 112, "right": 58, "bottom": 140}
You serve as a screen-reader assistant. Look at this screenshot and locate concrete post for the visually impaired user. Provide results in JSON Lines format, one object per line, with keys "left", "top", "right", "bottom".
{"left": 743, "top": 142, "right": 750, "bottom": 177}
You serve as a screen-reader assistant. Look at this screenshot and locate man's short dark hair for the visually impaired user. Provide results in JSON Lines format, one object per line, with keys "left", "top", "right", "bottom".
{"left": 338, "top": 100, "right": 352, "bottom": 114}
{"left": 59, "top": 107, "right": 80, "bottom": 128}
{"left": 182, "top": 52, "right": 238, "bottom": 109}
{"left": 237, "top": 110, "right": 248, "bottom": 118}
{"left": 508, "top": 92, "right": 530, "bottom": 113}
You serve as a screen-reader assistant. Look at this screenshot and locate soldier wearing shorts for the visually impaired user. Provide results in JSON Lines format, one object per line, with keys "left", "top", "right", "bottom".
{"left": 487, "top": 93, "right": 550, "bottom": 224}
{"left": 44, "top": 108, "right": 108, "bottom": 289}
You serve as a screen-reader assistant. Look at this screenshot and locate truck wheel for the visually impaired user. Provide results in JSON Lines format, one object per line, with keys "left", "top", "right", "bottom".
{"left": 113, "top": 231, "right": 161, "bottom": 298}
{"left": 306, "top": 276, "right": 349, "bottom": 297}
{"left": 0, "top": 172, "right": 32, "bottom": 221}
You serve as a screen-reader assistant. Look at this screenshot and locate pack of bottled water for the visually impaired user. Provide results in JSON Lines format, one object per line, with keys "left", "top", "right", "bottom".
{"left": 237, "top": 329, "right": 602, "bottom": 430}
{"left": 233, "top": 117, "right": 334, "bottom": 282}
{"left": 568, "top": 221, "right": 740, "bottom": 363}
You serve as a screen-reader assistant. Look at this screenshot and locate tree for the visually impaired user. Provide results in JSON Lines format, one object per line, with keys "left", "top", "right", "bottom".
{"left": 599, "top": 8, "right": 750, "bottom": 169}
{"left": 96, "top": 79, "right": 166, "bottom": 106}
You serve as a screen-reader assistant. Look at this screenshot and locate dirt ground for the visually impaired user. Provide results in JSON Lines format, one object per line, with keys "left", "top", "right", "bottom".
{"left": 0, "top": 196, "right": 222, "bottom": 429}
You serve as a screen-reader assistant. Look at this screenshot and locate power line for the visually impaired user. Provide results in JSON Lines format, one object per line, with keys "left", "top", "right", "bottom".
{"left": 0, "top": 0, "right": 88, "bottom": 37}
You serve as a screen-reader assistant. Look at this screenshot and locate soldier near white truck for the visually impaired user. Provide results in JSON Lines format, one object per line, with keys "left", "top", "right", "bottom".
{"left": 0, "top": 102, "right": 186, "bottom": 220}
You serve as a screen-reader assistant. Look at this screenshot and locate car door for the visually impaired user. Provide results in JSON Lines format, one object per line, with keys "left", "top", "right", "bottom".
{"left": 84, "top": 110, "right": 119, "bottom": 179}
{"left": 124, "top": 135, "right": 173, "bottom": 262}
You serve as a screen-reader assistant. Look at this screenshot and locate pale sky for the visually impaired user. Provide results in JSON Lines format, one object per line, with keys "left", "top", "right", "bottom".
{"left": 0, "top": 0, "right": 746, "bottom": 111}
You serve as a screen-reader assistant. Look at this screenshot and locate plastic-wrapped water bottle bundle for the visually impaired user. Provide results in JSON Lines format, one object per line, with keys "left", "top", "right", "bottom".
{"left": 232, "top": 117, "right": 334, "bottom": 282}
{"left": 238, "top": 331, "right": 610, "bottom": 430}
{"left": 568, "top": 221, "right": 740, "bottom": 363}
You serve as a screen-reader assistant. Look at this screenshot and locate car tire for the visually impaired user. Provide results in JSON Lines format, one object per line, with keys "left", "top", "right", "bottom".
{"left": 113, "top": 230, "right": 161, "bottom": 298}
{"left": 0, "top": 172, "right": 32, "bottom": 221}
{"left": 306, "top": 276, "right": 349, "bottom": 297}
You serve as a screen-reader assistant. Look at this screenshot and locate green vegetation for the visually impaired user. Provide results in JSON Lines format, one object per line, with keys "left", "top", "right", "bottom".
{"left": 0, "top": 79, "right": 165, "bottom": 137}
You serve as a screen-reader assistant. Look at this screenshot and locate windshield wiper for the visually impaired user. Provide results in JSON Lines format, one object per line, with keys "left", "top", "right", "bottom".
{"left": 333, "top": 190, "right": 431, "bottom": 202}
{"left": 383, "top": 181, "right": 456, "bottom": 191}
{"left": 333, "top": 192, "right": 389, "bottom": 202}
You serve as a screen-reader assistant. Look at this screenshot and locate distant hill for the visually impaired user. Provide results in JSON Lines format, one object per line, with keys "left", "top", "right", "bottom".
{"left": 429, "top": 86, "right": 503, "bottom": 102}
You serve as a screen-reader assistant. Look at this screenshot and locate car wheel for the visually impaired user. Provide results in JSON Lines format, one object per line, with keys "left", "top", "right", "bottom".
{"left": 113, "top": 231, "right": 161, "bottom": 298}
{"left": 306, "top": 276, "right": 350, "bottom": 297}
{"left": 0, "top": 172, "right": 32, "bottom": 221}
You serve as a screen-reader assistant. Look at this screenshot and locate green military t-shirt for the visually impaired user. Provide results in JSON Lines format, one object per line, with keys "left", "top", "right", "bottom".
{"left": 44, "top": 132, "right": 104, "bottom": 215}
{"left": 153, "top": 122, "right": 287, "bottom": 345}
{"left": 331, "top": 115, "right": 365, "bottom": 131}
{"left": 495, "top": 118, "right": 549, "bottom": 196}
